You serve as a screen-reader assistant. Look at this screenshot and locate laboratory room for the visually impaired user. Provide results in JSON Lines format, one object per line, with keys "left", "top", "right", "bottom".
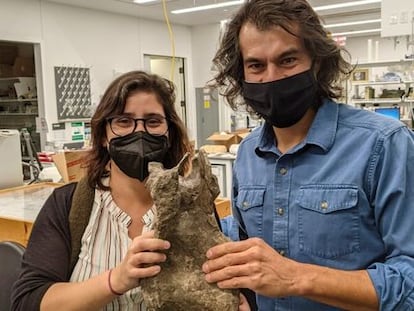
{"left": 0, "top": 0, "right": 414, "bottom": 310}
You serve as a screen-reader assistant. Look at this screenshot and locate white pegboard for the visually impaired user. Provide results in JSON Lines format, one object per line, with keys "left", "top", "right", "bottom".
{"left": 54, "top": 66, "right": 92, "bottom": 120}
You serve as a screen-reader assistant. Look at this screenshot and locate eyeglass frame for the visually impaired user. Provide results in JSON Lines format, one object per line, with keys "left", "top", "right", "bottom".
{"left": 106, "top": 115, "right": 169, "bottom": 137}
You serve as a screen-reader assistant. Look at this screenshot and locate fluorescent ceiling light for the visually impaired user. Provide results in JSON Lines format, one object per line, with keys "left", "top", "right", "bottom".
{"left": 314, "top": 0, "right": 381, "bottom": 12}
{"left": 171, "top": 0, "right": 381, "bottom": 17}
{"left": 171, "top": 0, "right": 244, "bottom": 14}
{"left": 133, "top": 0, "right": 157, "bottom": 3}
{"left": 331, "top": 28, "right": 381, "bottom": 36}
{"left": 172, "top": 0, "right": 380, "bottom": 15}
{"left": 325, "top": 19, "right": 381, "bottom": 28}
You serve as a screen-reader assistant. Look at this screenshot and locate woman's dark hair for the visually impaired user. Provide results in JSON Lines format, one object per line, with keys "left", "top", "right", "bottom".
{"left": 84, "top": 70, "right": 192, "bottom": 190}
{"left": 211, "top": 0, "right": 354, "bottom": 110}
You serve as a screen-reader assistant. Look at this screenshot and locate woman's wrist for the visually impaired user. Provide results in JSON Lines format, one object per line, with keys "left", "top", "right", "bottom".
{"left": 107, "top": 269, "right": 123, "bottom": 296}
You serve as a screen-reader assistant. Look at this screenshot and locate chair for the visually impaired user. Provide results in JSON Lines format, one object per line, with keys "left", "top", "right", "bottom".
{"left": 0, "top": 241, "right": 25, "bottom": 311}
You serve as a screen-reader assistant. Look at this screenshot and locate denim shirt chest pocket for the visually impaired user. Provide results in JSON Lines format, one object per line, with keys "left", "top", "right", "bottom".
{"left": 297, "top": 185, "right": 360, "bottom": 259}
{"left": 236, "top": 187, "right": 266, "bottom": 238}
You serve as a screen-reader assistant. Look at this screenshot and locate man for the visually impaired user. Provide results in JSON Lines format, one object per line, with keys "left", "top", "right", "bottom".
{"left": 202, "top": 1, "right": 414, "bottom": 310}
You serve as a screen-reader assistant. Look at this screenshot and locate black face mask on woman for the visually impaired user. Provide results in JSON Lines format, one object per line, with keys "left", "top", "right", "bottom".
{"left": 108, "top": 131, "right": 169, "bottom": 181}
{"left": 242, "top": 69, "right": 317, "bottom": 128}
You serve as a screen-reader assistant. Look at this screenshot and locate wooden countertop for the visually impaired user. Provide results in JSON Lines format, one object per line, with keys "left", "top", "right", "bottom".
{"left": 0, "top": 182, "right": 63, "bottom": 223}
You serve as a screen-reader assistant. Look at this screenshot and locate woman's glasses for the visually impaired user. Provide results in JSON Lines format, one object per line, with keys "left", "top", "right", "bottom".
{"left": 107, "top": 115, "right": 168, "bottom": 137}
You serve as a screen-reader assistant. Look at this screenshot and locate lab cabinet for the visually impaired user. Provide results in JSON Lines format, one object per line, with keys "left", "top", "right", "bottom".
{"left": 208, "top": 154, "right": 236, "bottom": 198}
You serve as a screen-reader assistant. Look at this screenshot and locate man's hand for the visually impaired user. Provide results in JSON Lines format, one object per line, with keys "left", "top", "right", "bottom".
{"left": 202, "top": 237, "right": 301, "bottom": 298}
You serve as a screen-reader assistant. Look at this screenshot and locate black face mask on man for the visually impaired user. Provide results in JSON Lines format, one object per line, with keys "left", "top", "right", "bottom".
{"left": 108, "top": 131, "right": 169, "bottom": 181}
{"left": 242, "top": 69, "right": 317, "bottom": 128}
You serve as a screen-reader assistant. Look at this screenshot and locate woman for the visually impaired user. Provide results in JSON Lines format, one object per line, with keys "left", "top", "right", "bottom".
{"left": 11, "top": 71, "right": 193, "bottom": 311}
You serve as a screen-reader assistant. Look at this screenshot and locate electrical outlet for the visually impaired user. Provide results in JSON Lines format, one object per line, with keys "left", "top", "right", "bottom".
{"left": 389, "top": 14, "right": 398, "bottom": 25}
{"left": 400, "top": 12, "right": 408, "bottom": 24}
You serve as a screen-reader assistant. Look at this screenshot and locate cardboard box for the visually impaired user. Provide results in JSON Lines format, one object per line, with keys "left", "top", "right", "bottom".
{"left": 199, "top": 144, "right": 227, "bottom": 154}
{"left": 237, "top": 131, "right": 250, "bottom": 140}
{"left": 52, "top": 150, "right": 87, "bottom": 183}
{"left": 13, "top": 57, "right": 35, "bottom": 77}
{"left": 207, "top": 133, "right": 241, "bottom": 151}
{"left": 231, "top": 128, "right": 251, "bottom": 141}
{"left": 214, "top": 197, "right": 231, "bottom": 219}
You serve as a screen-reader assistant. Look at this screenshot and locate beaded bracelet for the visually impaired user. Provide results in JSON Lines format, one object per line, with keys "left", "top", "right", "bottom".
{"left": 108, "top": 269, "right": 123, "bottom": 296}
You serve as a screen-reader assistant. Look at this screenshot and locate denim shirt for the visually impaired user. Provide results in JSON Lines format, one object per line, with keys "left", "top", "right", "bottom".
{"left": 232, "top": 99, "right": 414, "bottom": 310}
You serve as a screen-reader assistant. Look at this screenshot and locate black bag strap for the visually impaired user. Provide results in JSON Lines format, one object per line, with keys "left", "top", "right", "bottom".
{"left": 68, "top": 177, "right": 95, "bottom": 272}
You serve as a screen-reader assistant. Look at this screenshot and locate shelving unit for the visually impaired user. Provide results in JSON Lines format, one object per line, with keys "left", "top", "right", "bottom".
{"left": 349, "top": 60, "right": 414, "bottom": 126}
{"left": 0, "top": 77, "right": 40, "bottom": 149}
{"left": 351, "top": 80, "right": 414, "bottom": 106}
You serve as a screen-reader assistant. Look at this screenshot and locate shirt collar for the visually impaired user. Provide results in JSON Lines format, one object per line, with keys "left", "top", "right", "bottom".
{"left": 304, "top": 99, "right": 338, "bottom": 152}
{"left": 255, "top": 98, "right": 338, "bottom": 154}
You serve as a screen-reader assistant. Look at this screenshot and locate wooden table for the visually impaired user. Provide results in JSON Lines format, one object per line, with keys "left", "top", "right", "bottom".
{"left": 0, "top": 183, "right": 62, "bottom": 246}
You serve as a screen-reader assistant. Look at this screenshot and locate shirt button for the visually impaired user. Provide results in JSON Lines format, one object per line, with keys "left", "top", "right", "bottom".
{"left": 242, "top": 201, "right": 249, "bottom": 208}
{"left": 277, "top": 208, "right": 284, "bottom": 216}
{"left": 279, "top": 168, "right": 287, "bottom": 175}
{"left": 279, "top": 250, "right": 285, "bottom": 256}
{"left": 321, "top": 201, "right": 328, "bottom": 210}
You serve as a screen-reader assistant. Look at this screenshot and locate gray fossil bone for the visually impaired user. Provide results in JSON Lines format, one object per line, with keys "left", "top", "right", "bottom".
{"left": 141, "top": 150, "right": 239, "bottom": 311}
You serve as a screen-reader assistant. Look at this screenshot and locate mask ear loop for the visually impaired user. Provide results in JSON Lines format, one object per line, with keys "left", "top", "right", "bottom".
{"left": 104, "top": 158, "right": 112, "bottom": 177}
{"left": 105, "top": 141, "right": 112, "bottom": 175}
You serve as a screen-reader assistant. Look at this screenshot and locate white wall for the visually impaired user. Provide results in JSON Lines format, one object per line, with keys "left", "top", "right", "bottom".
{"left": 191, "top": 24, "right": 234, "bottom": 132}
{"left": 0, "top": 0, "right": 42, "bottom": 42}
{"left": 0, "top": 0, "right": 195, "bottom": 142}
{"left": 2, "top": 0, "right": 412, "bottom": 145}
{"left": 344, "top": 35, "right": 412, "bottom": 64}
{"left": 191, "top": 24, "right": 220, "bottom": 87}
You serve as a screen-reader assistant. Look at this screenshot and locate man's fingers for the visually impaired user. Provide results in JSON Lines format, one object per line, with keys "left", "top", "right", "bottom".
{"left": 204, "top": 262, "right": 258, "bottom": 283}
{"left": 206, "top": 239, "right": 252, "bottom": 259}
{"left": 203, "top": 239, "right": 263, "bottom": 273}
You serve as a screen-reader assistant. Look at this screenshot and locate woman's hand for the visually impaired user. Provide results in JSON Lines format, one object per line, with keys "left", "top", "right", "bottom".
{"left": 110, "top": 230, "right": 170, "bottom": 294}
{"left": 239, "top": 293, "right": 251, "bottom": 311}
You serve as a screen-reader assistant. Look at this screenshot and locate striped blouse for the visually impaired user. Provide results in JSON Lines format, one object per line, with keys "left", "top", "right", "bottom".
{"left": 70, "top": 184, "right": 154, "bottom": 311}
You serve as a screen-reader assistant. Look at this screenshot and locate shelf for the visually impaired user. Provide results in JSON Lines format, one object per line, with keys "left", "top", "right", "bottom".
{"left": 0, "top": 98, "right": 37, "bottom": 103}
{"left": 0, "top": 113, "right": 37, "bottom": 116}
{"left": 351, "top": 101, "right": 414, "bottom": 107}
{"left": 353, "top": 59, "right": 414, "bottom": 68}
{"left": 352, "top": 81, "right": 412, "bottom": 86}
{"left": 352, "top": 98, "right": 403, "bottom": 104}
{"left": 0, "top": 77, "right": 20, "bottom": 82}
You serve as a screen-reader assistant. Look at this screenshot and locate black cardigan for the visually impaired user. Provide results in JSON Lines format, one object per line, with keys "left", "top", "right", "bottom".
{"left": 11, "top": 183, "right": 77, "bottom": 311}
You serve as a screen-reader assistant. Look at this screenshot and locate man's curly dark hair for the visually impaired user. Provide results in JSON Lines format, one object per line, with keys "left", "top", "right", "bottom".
{"left": 211, "top": 0, "right": 354, "bottom": 111}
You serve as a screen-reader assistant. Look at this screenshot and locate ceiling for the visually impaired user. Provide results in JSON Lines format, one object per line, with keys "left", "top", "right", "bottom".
{"left": 45, "top": 0, "right": 382, "bottom": 37}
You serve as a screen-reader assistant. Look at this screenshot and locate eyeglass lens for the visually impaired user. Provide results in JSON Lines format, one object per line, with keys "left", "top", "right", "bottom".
{"left": 109, "top": 116, "right": 168, "bottom": 136}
